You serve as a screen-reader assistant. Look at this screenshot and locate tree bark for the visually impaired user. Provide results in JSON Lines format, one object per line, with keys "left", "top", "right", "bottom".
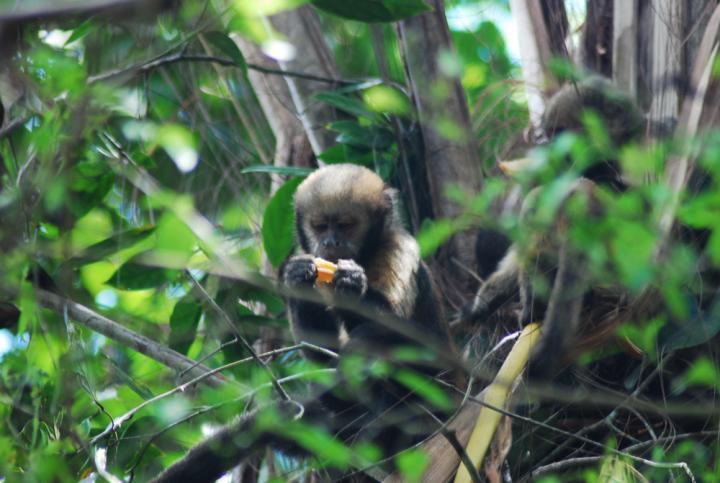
{"left": 508, "top": 0, "right": 559, "bottom": 130}
{"left": 397, "top": 0, "right": 483, "bottom": 293}
{"left": 612, "top": 0, "right": 638, "bottom": 97}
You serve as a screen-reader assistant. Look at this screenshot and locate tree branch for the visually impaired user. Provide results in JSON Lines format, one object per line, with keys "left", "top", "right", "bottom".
{"left": 87, "top": 52, "right": 353, "bottom": 86}
{"left": 36, "top": 288, "right": 227, "bottom": 387}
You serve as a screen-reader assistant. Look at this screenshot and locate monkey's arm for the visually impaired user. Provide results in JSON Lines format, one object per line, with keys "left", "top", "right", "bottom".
{"left": 283, "top": 255, "right": 341, "bottom": 361}
{"left": 461, "top": 247, "right": 521, "bottom": 324}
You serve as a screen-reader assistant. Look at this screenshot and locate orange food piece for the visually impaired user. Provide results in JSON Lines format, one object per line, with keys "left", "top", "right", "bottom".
{"left": 314, "top": 257, "right": 337, "bottom": 284}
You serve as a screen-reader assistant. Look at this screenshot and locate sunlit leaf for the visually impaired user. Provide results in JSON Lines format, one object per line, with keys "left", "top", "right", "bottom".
{"left": 155, "top": 124, "right": 199, "bottom": 173}
{"left": 156, "top": 212, "right": 197, "bottom": 257}
{"left": 64, "top": 227, "right": 156, "bottom": 267}
{"left": 362, "top": 84, "right": 411, "bottom": 115}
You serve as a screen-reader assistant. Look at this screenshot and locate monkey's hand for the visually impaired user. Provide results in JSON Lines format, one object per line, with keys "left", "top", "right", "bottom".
{"left": 283, "top": 255, "right": 318, "bottom": 287}
{"left": 332, "top": 259, "right": 367, "bottom": 297}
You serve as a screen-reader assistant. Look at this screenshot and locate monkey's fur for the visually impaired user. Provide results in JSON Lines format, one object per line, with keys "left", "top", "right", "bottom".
{"left": 153, "top": 165, "right": 454, "bottom": 482}
{"left": 285, "top": 163, "right": 449, "bottom": 356}
{"left": 465, "top": 76, "right": 644, "bottom": 378}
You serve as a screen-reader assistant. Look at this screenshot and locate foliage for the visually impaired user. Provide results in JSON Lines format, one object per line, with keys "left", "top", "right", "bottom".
{"left": 0, "top": 0, "right": 719, "bottom": 482}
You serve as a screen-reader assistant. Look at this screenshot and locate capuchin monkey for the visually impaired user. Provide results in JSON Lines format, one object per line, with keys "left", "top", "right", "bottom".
{"left": 284, "top": 163, "right": 450, "bottom": 357}
{"left": 464, "top": 76, "right": 645, "bottom": 378}
{"left": 152, "top": 164, "right": 455, "bottom": 483}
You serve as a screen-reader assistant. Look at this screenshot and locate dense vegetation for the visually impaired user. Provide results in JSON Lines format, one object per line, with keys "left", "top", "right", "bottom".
{"left": 1, "top": 0, "right": 720, "bottom": 481}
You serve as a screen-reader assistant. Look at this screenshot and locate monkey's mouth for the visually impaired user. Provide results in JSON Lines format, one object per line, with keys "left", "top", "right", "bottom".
{"left": 317, "top": 247, "right": 354, "bottom": 263}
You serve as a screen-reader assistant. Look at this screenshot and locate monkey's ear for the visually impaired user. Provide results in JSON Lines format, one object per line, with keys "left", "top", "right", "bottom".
{"left": 381, "top": 187, "right": 399, "bottom": 214}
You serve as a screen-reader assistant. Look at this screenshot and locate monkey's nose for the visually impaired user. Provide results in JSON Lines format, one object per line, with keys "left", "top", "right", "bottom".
{"left": 322, "top": 237, "right": 341, "bottom": 248}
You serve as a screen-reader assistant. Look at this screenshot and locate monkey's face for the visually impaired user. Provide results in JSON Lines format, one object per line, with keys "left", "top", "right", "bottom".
{"left": 303, "top": 210, "right": 366, "bottom": 262}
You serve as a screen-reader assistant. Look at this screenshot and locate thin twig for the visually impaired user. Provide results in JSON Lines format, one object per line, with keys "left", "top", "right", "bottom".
{"left": 436, "top": 381, "right": 696, "bottom": 482}
{"left": 90, "top": 343, "right": 335, "bottom": 445}
{"left": 186, "top": 269, "right": 291, "bottom": 401}
{"left": 87, "top": 52, "right": 355, "bottom": 85}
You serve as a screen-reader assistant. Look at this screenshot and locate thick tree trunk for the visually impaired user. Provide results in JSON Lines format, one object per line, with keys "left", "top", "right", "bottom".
{"left": 397, "top": 0, "right": 483, "bottom": 294}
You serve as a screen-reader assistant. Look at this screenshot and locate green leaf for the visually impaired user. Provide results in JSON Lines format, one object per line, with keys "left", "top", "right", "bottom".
{"left": 394, "top": 369, "right": 452, "bottom": 410}
{"left": 155, "top": 212, "right": 197, "bottom": 257}
{"left": 328, "top": 121, "right": 394, "bottom": 149}
{"left": 168, "top": 297, "right": 203, "bottom": 355}
{"left": 416, "top": 219, "right": 457, "bottom": 258}
{"left": 395, "top": 448, "right": 429, "bottom": 482}
{"left": 315, "top": 91, "right": 377, "bottom": 120}
{"left": 312, "top": 0, "right": 432, "bottom": 23}
{"left": 106, "top": 258, "right": 177, "bottom": 290}
{"left": 204, "top": 31, "right": 248, "bottom": 76}
{"left": 262, "top": 177, "right": 303, "bottom": 267}
{"left": 155, "top": 124, "right": 199, "bottom": 173}
{"left": 683, "top": 357, "right": 720, "bottom": 388}
{"left": 66, "top": 18, "right": 95, "bottom": 45}
{"left": 362, "top": 84, "right": 411, "bottom": 115}
{"left": 63, "top": 227, "right": 156, "bottom": 267}
{"left": 241, "top": 165, "right": 313, "bottom": 177}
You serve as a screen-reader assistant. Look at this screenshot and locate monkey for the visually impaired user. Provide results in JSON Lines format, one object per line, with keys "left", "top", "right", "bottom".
{"left": 152, "top": 164, "right": 457, "bottom": 483}
{"left": 284, "top": 162, "right": 450, "bottom": 358}
{"left": 464, "top": 76, "right": 645, "bottom": 378}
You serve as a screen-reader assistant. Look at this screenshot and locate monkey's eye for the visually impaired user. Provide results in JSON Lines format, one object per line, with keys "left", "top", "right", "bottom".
{"left": 312, "top": 222, "right": 328, "bottom": 232}
{"left": 337, "top": 221, "right": 355, "bottom": 230}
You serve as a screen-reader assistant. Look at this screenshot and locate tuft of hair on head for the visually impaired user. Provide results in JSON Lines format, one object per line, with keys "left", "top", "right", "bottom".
{"left": 295, "top": 163, "right": 397, "bottom": 224}
{"left": 541, "top": 75, "right": 645, "bottom": 146}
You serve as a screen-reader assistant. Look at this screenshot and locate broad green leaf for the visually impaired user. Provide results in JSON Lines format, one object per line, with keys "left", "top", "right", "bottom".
{"left": 107, "top": 258, "right": 177, "bottom": 290}
{"left": 241, "top": 165, "right": 313, "bottom": 177}
{"left": 262, "top": 177, "right": 303, "bottom": 267}
{"left": 315, "top": 91, "right": 377, "bottom": 120}
{"left": 168, "top": 297, "right": 203, "bottom": 355}
{"left": 312, "top": 0, "right": 432, "bottom": 23}
{"left": 156, "top": 212, "right": 197, "bottom": 257}
{"left": 64, "top": 227, "right": 156, "bottom": 267}
{"left": 204, "top": 31, "right": 248, "bottom": 76}
{"left": 362, "top": 84, "right": 411, "bottom": 115}
{"left": 328, "top": 121, "right": 394, "bottom": 149}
